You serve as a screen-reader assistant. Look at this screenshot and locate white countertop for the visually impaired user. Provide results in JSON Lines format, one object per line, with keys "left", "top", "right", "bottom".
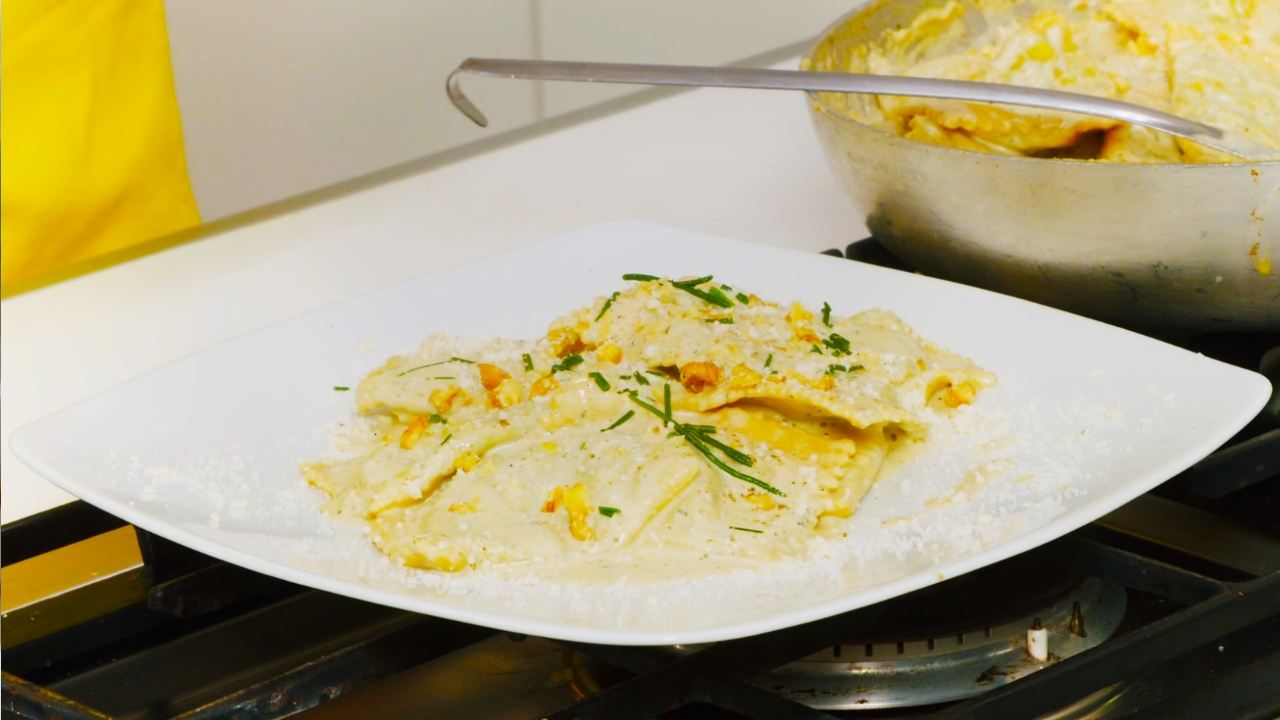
{"left": 0, "top": 64, "right": 868, "bottom": 523}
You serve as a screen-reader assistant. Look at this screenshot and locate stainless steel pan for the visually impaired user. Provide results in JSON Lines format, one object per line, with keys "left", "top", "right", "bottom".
{"left": 804, "top": 0, "right": 1279, "bottom": 331}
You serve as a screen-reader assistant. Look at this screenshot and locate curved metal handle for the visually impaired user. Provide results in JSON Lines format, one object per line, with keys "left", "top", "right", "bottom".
{"left": 447, "top": 58, "right": 1278, "bottom": 161}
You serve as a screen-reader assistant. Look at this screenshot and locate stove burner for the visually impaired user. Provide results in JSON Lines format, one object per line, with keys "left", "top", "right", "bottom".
{"left": 571, "top": 560, "right": 1127, "bottom": 710}
{"left": 756, "top": 577, "right": 1125, "bottom": 709}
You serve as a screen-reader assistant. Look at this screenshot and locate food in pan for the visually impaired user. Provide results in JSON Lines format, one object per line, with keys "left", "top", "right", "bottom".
{"left": 806, "top": 0, "right": 1280, "bottom": 162}
{"left": 303, "top": 276, "right": 993, "bottom": 576}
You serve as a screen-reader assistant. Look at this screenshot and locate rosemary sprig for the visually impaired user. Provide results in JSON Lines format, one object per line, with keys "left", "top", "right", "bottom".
{"left": 522, "top": 353, "right": 534, "bottom": 372}
{"left": 730, "top": 526, "right": 764, "bottom": 534}
{"left": 589, "top": 372, "right": 611, "bottom": 391}
{"left": 595, "top": 292, "right": 620, "bottom": 321}
{"left": 599, "top": 506, "right": 622, "bottom": 517}
{"left": 623, "top": 273, "right": 659, "bottom": 282}
{"left": 821, "top": 302, "right": 833, "bottom": 328}
{"left": 601, "top": 410, "right": 635, "bottom": 432}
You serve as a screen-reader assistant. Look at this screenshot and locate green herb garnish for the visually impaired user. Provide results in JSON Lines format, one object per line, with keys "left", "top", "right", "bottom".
{"left": 589, "top": 372, "right": 611, "bottom": 391}
{"left": 736, "top": 292, "right": 750, "bottom": 304}
{"left": 522, "top": 353, "right": 534, "bottom": 372}
{"left": 671, "top": 276, "right": 735, "bottom": 308}
{"left": 811, "top": 345, "right": 824, "bottom": 354}
{"left": 847, "top": 364, "right": 865, "bottom": 372}
{"left": 440, "top": 433, "right": 452, "bottom": 445}
{"left": 826, "top": 364, "right": 846, "bottom": 375}
{"left": 633, "top": 372, "right": 651, "bottom": 386}
{"left": 622, "top": 387, "right": 784, "bottom": 496}
{"left": 645, "top": 370, "right": 666, "bottom": 377}
{"left": 397, "top": 357, "right": 475, "bottom": 376}
{"left": 602, "top": 410, "right": 635, "bottom": 432}
{"left": 822, "top": 333, "right": 852, "bottom": 357}
{"left": 429, "top": 413, "right": 446, "bottom": 425}
{"left": 551, "top": 354, "right": 584, "bottom": 373}
{"left": 704, "top": 317, "right": 734, "bottom": 324}
{"left": 595, "top": 292, "right": 621, "bottom": 321}
{"left": 623, "top": 273, "right": 659, "bottom": 282}
{"left": 730, "top": 526, "right": 764, "bottom": 534}
{"left": 333, "top": 386, "right": 349, "bottom": 391}
{"left": 599, "top": 506, "right": 622, "bottom": 517}
{"left": 671, "top": 275, "right": 714, "bottom": 288}
{"left": 764, "top": 354, "right": 773, "bottom": 368}
{"left": 821, "top": 302, "right": 833, "bottom": 328}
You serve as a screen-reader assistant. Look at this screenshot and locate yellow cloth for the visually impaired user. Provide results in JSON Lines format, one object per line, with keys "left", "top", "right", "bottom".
{"left": 2, "top": 0, "right": 202, "bottom": 287}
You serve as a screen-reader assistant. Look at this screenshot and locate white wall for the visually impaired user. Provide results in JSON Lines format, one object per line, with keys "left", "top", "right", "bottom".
{"left": 165, "top": 1, "right": 857, "bottom": 221}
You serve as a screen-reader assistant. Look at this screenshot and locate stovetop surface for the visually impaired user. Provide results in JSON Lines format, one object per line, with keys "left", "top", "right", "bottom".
{"left": 4, "top": 240, "right": 1278, "bottom": 720}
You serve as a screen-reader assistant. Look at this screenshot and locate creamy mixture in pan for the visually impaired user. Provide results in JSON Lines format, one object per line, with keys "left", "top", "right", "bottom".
{"left": 806, "top": 0, "right": 1280, "bottom": 162}
{"left": 304, "top": 277, "right": 993, "bottom": 579}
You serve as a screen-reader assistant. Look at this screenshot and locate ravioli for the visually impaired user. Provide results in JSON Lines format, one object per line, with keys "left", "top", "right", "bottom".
{"left": 303, "top": 277, "right": 994, "bottom": 577}
{"left": 807, "top": 0, "right": 1280, "bottom": 163}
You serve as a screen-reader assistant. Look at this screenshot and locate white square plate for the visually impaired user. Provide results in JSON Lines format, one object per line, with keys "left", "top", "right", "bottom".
{"left": 11, "top": 221, "right": 1269, "bottom": 645}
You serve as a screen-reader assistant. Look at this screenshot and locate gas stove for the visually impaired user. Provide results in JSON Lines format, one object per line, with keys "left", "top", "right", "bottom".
{"left": 4, "top": 240, "right": 1279, "bottom": 720}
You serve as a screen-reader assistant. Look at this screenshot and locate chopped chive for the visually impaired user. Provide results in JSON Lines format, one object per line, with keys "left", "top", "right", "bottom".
{"left": 633, "top": 372, "right": 651, "bottom": 386}
{"left": 730, "top": 526, "right": 764, "bottom": 534}
{"left": 736, "top": 292, "right": 750, "bottom": 304}
{"left": 589, "top": 372, "right": 611, "bottom": 391}
{"left": 602, "top": 410, "right": 635, "bottom": 432}
{"left": 811, "top": 345, "right": 824, "bottom": 354}
{"left": 397, "top": 357, "right": 475, "bottom": 376}
{"left": 333, "top": 386, "right": 349, "bottom": 391}
{"left": 551, "top": 354, "right": 584, "bottom": 373}
{"left": 645, "top": 370, "right": 665, "bottom": 377}
{"left": 822, "top": 333, "right": 852, "bottom": 357}
{"left": 670, "top": 277, "right": 734, "bottom": 308}
{"left": 580, "top": 441, "right": 587, "bottom": 450}
{"left": 522, "top": 353, "right": 534, "bottom": 372}
{"left": 599, "top": 506, "right": 622, "bottom": 517}
{"left": 431, "top": 376, "right": 455, "bottom": 380}
{"left": 663, "top": 384, "right": 672, "bottom": 425}
{"left": 848, "top": 364, "right": 865, "bottom": 372}
{"left": 623, "top": 273, "right": 659, "bottom": 282}
{"left": 622, "top": 389, "right": 783, "bottom": 496}
{"left": 764, "top": 354, "right": 773, "bottom": 368}
{"left": 440, "top": 433, "right": 452, "bottom": 445}
{"left": 429, "top": 413, "right": 446, "bottom": 424}
{"left": 684, "top": 424, "right": 717, "bottom": 434}
{"left": 619, "top": 374, "right": 632, "bottom": 380}
{"left": 595, "top": 292, "right": 621, "bottom": 321}
{"left": 704, "top": 317, "right": 734, "bottom": 324}
{"left": 671, "top": 275, "right": 714, "bottom": 289}
{"left": 822, "top": 302, "right": 833, "bottom": 328}
{"left": 721, "top": 284, "right": 732, "bottom": 291}
{"left": 826, "top": 364, "right": 845, "bottom": 375}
